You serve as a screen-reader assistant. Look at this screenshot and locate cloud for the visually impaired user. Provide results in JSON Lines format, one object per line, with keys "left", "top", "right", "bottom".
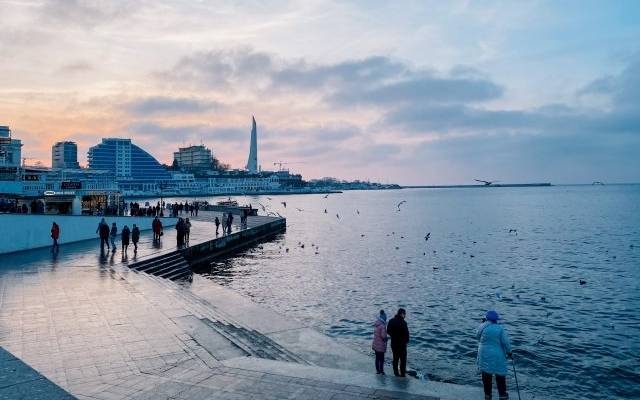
{"left": 578, "top": 55, "right": 640, "bottom": 109}
{"left": 38, "top": 0, "right": 138, "bottom": 28}
{"left": 128, "top": 122, "right": 246, "bottom": 143}
{"left": 126, "top": 96, "right": 222, "bottom": 115}
{"left": 56, "top": 61, "right": 93, "bottom": 74}
{"left": 162, "top": 49, "right": 503, "bottom": 107}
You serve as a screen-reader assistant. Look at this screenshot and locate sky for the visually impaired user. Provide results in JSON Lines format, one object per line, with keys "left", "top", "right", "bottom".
{"left": 1, "top": 0, "right": 639, "bottom": 185}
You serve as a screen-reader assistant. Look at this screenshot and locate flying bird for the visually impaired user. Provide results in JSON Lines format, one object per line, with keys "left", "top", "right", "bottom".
{"left": 336, "top": 213, "right": 340, "bottom": 219}
{"left": 356, "top": 210, "right": 360, "bottom": 215}
{"left": 475, "top": 179, "right": 499, "bottom": 186}
{"left": 424, "top": 232, "right": 431, "bottom": 241}
{"left": 296, "top": 208, "right": 304, "bottom": 212}
{"left": 509, "top": 229, "right": 518, "bottom": 235}
{"left": 281, "top": 201, "right": 287, "bottom": 208}
{"left": 396, "top": 200, "right": 407, "bottom": 211}
{"left": 323, "top": 194, "right": 330, "bottom": 198}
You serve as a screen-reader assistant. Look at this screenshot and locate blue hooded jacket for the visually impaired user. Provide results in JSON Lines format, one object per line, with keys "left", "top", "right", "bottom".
{"left": 476, "top": 321, "right": 512, "bottom": 375}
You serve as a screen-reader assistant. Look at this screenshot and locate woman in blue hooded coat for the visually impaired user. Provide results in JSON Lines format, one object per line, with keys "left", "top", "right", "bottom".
{"left": 477, "top": 310, "right": 512, "bottom": 400}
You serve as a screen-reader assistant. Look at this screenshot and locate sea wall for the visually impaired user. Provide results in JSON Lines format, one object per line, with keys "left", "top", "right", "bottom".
{"left": 0, "top": 214, "right": 177, "bottom": 254}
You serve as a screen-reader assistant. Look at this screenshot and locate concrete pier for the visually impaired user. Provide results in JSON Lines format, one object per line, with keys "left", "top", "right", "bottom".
{"left": 0, "top": 211, "right": 527, "bottom": 399}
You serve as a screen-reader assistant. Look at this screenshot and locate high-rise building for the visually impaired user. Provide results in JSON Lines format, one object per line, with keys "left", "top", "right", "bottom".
{"left": 173, "top": 145, "right": 214, "bottom": 172}
{"left": 0, "top": 126, "right": 22, "bottom": 180}
{"left": 52, "top": 141, "right": 80, "bottom": 169}
{"left": 245, "top": 116, "right": 258, "bottom": 173}
{"left": 87, "top": 138, "right": 170, "bottom": 181}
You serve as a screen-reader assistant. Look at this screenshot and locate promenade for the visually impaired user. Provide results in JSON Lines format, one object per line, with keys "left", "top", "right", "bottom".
{"left": 0, "top": 211, "right": 516, "bottom": 399}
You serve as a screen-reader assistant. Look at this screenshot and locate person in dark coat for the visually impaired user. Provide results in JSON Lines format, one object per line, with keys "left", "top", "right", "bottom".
{"left": 386, "top": 308, "right": 410, "bottom": 377}
{"left": 214, "top": 216, "right": 220, "bottom": 235}
{"left": 97, "top": 218, "right": 110, "bottom": 252}
{"left": 184, "top": 218, "right": 191, "bottom": 243}
{"left": 50, "top": 222, "right": 60, "bottom": 252}
{"left": 152, "top": 216, "right": 162, "bottom": 241}
{"left": 121, "top": 225, "right": 130, "bottom": 253}
{"left": 131, "top": 224, "right": 140, "bottom": 251}
{"left": 227, "top": 213, "right": 233, "bottom": 234}
{"left": 175, "top": 218, "right": 185, "bottom": 248}
{"left": 109, "top": 222, "right": 118, "bottom": 251}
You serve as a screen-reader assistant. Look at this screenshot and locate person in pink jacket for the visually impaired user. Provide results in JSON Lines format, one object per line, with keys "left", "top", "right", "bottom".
{"left": 371, "top": 309, "right": 388, "bottom": 374}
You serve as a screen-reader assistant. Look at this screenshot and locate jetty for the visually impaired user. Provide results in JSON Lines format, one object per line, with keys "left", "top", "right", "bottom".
{"left": 0, "top": 210, "right": 528, "bottom": 399}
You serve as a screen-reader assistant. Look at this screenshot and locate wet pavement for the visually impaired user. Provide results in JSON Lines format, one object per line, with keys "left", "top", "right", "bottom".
{"left": 0, "top": 211, "right": 485, "bottom": 399}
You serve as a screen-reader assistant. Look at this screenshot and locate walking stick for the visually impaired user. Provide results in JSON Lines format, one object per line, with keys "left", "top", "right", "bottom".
{"left": 511, "top": 354, "right": 522, "bottom": 400}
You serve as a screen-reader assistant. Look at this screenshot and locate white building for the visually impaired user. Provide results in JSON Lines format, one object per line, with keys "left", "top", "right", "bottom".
{"left": 0, "top": 126, "right": 22, "bottom": 181}
{"left": 173, "top": 145, "right": 214, "bottom": 171}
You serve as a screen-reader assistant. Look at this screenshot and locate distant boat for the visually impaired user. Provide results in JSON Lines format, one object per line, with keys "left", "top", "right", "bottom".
{"left": 217, "top": 198, "right": 238, "bottom": 206}
{"left": 592, "top": 181, "right": 605, "bottom": 185}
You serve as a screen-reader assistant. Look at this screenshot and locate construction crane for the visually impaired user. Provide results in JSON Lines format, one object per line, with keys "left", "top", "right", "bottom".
{"left": 273, "top": 161, "right": 305, "bottom": 171}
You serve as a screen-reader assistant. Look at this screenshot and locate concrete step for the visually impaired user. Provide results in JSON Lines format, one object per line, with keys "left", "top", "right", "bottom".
{"left": 221, "top": 357, "right": 530, "bottom": 400}
{"left": 131, "top": 252, "right": 183, "bottom": 272}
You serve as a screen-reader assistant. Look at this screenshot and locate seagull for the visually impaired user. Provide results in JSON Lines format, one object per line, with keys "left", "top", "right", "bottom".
{"left": 323, "top": 194, "right": 330, "bottom": 198}
{"left": 281, "top": 201, "right": 287, "bottom": 208}
{"left": 258, "top": 203, "right": 267, "bottom": 212}
{"left": 424, "top": 232, "right": 431, "bottom": 241}
{"left": 579, "top": 279, "right": 587, "bottom": 285}
{"left": 396, "top": 200, "right": 407, "bottom": 211}
{"left": 336, "top": 214, "right": 340, "bottom": 219}
{"left": 361, "top": 234, "right": 365, "bottom": 237}
{"left": 296, "top": 207, "right": 304, "bottom": 212}
{"left": 324, "top": 209, "right": 327, "bottom": 213}
{"left": 406, "top": 260, "right": 412, "bottom": 264}
{"left": 266, "top": 197, "right": 272, "bottom": 200}
{"left": 509, "top": 229, "right": 518, "bottom": 235}
{"left": 356, "top": 210, "right": 360, "bottom": 215}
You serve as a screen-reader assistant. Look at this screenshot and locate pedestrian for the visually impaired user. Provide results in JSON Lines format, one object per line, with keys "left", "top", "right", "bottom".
{"left": 477, "top": 310, "right": 512, "bottom": 400}
{"left": 214, "top": 216, "right": 220, "bottom": 235}
{"left": 386, "top": 308, "right": 409, "bottom": 377}
{"left": 110, "top": 222, "right": 118, "bottom": 251}
{"left": 227, "top": 213, "right": 233, "bottom": 234}
{"left": 50, "top": 222, "right": 60, "bottom": 252}
{"left": 194, "top": 202, "right": 199, "bottom": 216}
{"left": 121, "top": 225, "right": 130, "bottom": 253}
{"left": 372, "top": 310, "right": 388, "bottom": 374}
{"left": 97, "top": 218, "right": 110, "bottom": 252}
{"left": 185, "top": 218, "right": 192, "bottom": 244}
{"left": 176, "top": 217, "right": 185, "bottom": 248}
{"left": 131, "top": 224, "right": 140, "bottom": 251}
{"left": 152, "top": 216, "right": 162, "bottom": 241}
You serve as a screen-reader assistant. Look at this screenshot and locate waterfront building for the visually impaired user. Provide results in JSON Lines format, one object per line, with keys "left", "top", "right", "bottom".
{"left": 52, "top": 141, "right": 80, "bottom": 169}
{"left": 88, "top": 138, "right": 170, "bottom": 180}
{"left": 0, "top": 126, "right": 22, "bottom": 182}
{"left": 173, "top": 145, "right": 214, "bottom": 173}
{"left": 245, "top": 116, "right": 258, "bottom": 173}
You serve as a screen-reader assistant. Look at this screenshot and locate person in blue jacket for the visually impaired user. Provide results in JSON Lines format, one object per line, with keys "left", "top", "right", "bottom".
{"left": 477, "top": 310, "right": 512, "bottom": 400}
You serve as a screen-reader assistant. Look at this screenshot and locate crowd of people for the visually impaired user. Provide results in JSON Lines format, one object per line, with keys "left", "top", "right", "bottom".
{"left": 168, "top": 201, "right": 200, "bottom": 217}
{"left": 371, "top": 308, "right": 513, "bottom": 400}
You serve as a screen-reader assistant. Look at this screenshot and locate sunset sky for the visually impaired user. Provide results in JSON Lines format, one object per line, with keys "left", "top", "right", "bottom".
{"left": 1, "top": 0, "right": 639, "bottom": 184}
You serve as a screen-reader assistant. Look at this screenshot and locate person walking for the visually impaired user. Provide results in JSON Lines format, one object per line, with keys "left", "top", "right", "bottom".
{"left": 386, "top": 308, "right": 409, "bottom": 377}
{"left": 121, "top": 225, "right": 130, "bottom": 253}
{"left": 194, "top": 202, "right": 199, "bottom": 216}
{"left": 227, "top": 213, "right": 233, "bottom": 234}
{"left": 131, "top": 224, "right": 140, "bottom": 252}
{"left": 50, "top": 222, "right": 60, "bottom": 252}
{"left": 185, "top": 218, "right": 192, "bottom": 244}
{"left": 152, "top": 216, "right": 162, "bottom": 241}
{"left": 214, "top": 216, "right": 220, "bottom": 235}
{"left": 175, "top": 218, "right": 185, "bottom": 248}
{"left": 97, "top": 218, "right": 110, "bottom": 252}
{"left": 477, "top": 310, "right": 512, "bottom": 400}
{"left": 372, "top": 310, "right": 388, "bottom": 375}
{"left": 109, "top": 222, "right": 118, "bottom": 251}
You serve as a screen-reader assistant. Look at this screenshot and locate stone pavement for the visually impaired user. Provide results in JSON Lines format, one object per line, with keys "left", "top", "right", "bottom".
{"left": 0, "top": 214, "right": 512, "bottom": 400}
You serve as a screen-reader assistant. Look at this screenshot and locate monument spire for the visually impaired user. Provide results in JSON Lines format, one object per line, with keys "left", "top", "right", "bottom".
{"left": 245, "top": 116, "right": 258, "bottom": 173}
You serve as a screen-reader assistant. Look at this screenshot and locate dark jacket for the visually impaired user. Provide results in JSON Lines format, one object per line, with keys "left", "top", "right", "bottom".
{"left": 121, "top": 227, "right": 130, "bottom": 245}
{"left": 99, "top": 223, "right": 110, "bottom": 238}
{"left": 386, "top": 315, "right": 409, "bottom": 349}
{"left": 131, "top": 227, "right": 140, "bottom": 243}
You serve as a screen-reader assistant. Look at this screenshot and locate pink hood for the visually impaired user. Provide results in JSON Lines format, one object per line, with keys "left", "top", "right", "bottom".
{"left": 372, "top": 319, "right": 388, "bottom": 353}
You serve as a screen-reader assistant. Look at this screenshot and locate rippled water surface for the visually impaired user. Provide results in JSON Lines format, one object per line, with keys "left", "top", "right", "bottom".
{"left": 183, "top": 185, "right": 638, "bottom": 399}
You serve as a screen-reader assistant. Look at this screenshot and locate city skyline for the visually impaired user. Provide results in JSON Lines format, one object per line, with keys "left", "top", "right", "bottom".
{"left": 1, "top": 1, "right": 639, "bottom": 184}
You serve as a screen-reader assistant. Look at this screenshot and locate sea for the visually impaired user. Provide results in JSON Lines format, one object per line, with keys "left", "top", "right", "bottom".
{"left": 164, "top": 185, "right": 640, "bottom": 400}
